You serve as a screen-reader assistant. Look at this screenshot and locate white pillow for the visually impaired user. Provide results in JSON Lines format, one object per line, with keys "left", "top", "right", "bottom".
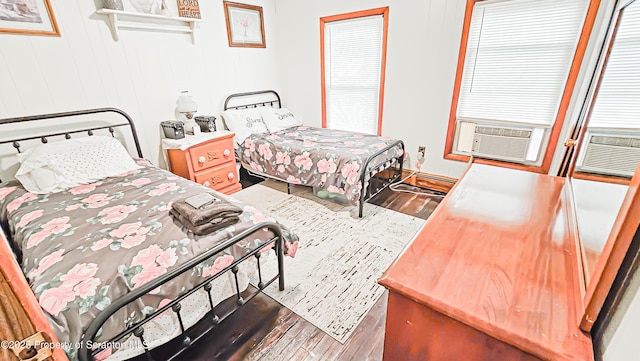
{"left": 15, "top": 136, "right": 140, "bottom": 194}
{"left": 220, "top": 108, "right": 269, "bottom": 144}
{"left": 259, "top": 107, "right": 303, "bottom": 132}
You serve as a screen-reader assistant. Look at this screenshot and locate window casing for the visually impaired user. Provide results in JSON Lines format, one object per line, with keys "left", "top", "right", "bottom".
{"left": 574, "top": 0, "right": 640, "bottom": 179}
{"left": 445, "top": 0, "right": 601, "bottom": 173}
{"left": 321, "top": 8, "right": 389, "bottom": 135}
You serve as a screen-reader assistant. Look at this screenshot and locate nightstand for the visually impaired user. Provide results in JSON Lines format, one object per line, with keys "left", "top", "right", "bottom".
{"left": 163, "top": 132, "right": 242, "bottom": 195}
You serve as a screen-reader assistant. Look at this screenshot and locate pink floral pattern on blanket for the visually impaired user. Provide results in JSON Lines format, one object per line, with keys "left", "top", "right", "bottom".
{"left": 0, "top": 161, "right": 298, "bottom": 360}
{"left": 237, "top": 126, "right": 403, "bottom": 205}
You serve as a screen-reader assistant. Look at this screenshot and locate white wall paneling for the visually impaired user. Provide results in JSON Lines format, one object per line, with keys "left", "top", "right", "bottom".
{"left": 0, "top": 0, "right": 280, "bottom": 180}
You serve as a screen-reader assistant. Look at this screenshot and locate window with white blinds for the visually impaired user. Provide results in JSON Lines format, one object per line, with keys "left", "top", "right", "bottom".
{"left": 457, "top": 0, "right": 589, "bottom": 126}
{"left": 573, "top": 0, "right": 640, "bottom": 178}
{"left": 450, "top": 0, "right": 590, "bottom": 165}
{"left": 587, "top": 0, "right": 640, "bottom": 129}
{"left": 324, "top": 15, "right": 384, "bottom": 135}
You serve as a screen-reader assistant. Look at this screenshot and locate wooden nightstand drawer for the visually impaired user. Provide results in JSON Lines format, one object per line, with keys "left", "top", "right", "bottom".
{"left": 189, "top": 139, "right": 234, "bottom": 172}
{"left": 165, "top": 132, "right": 242, "bottom": 195}
{"left": 194, "top": 161, "right": 239, "bottom": 191}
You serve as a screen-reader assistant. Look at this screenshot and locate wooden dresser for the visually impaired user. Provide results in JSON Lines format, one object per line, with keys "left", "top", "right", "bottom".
{"left": 378, "top": 164, "right": 593, "bottom": 361}
{"left": 0, "top": 231, "right": 67, "bottom": 360}
{"left": 165, "top": 132, "right": 242, "bottom": 195}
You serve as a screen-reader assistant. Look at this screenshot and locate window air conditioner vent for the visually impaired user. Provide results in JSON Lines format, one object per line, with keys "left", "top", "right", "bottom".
{"left": 590, "top": 135, "right": 640, "bottom": 148}
{"left": 579, "top": 134, "right": 640, "bottom": 177}
{"left": 475, "top": 126, "right": 532, "bottom": 138}
{"left": 472, "top": 126, "right": 532, "bottom": 162}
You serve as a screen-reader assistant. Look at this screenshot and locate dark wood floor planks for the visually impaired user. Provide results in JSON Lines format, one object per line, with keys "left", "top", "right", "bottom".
{"left": 228, "top": 307, "right": 299, "bottom": 361}
{"left": 330, "top": 293, "right": 388, "bottom": 361}
{"left": 158, "top": 184, "right": 443, "bottom": 361}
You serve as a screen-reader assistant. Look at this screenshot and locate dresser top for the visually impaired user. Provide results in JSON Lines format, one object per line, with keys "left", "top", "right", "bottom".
{"left": 162, "top": 131, "right": 234, "bottom": 151}
{"left": 378, "top": 163, "right": 593, "bottom": 361}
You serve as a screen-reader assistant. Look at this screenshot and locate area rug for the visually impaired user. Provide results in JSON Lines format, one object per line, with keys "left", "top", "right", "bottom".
{"left": 232, "top": 180, "right": 426, "bottom": 343}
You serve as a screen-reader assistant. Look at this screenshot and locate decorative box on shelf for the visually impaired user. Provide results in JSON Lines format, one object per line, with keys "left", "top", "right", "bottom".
{"left": 177, "top": 0, "right": 201, "bottom": 18}
{"left": 163, "top": 131, "right": 241, "bottom": 195}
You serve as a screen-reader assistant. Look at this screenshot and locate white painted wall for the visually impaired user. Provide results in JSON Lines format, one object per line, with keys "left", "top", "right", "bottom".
{"left": 273, "top": 0, "right": 470, "bottom": 178}
{"left": 0, "top": 0, "right": 279, "bottom": 178}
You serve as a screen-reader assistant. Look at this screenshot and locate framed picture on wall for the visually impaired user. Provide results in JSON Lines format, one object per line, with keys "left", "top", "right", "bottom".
{"left": 0, "top": 0, "right": 59, "bottom": 36}
{"left": 223, "top": 1, "right": 265, "bottom": 48}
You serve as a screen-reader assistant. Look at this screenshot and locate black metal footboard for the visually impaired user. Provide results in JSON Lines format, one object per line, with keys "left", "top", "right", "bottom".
{"left": 358, "top": 140, "right": 405, "bottom": 217}
{"left": 78, "top": 222, "right": 285, "bottom": 361}
{"left": 243, "top": 140, "right": 405, "bottom": 218}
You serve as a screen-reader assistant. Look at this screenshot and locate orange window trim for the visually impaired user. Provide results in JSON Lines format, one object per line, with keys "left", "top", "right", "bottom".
{"left": 444, "top": 0, "right": 602, "bottom": 174}
{"left": 572, "top": 171, "right": 632, "bottom": 185}
{"left": 320, "top": 7, "right": 389, "bottom": 136}
{"left": 568, "top": 3, "right": 630, "bottom": 184}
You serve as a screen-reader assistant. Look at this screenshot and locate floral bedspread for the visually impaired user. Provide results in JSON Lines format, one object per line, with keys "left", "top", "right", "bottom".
{"left": 238, "top": 126, "right": 404, "bottom": 205}
{"left": 0, "top": 160, "right": 298, "bottom": 360}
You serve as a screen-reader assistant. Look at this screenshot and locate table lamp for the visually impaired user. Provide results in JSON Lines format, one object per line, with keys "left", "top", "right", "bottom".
{"left": 176, "top": 91, "right": 198, "bottom": 120}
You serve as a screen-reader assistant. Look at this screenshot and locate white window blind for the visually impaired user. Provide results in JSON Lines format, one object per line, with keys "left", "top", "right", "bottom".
{"left": 457, "top": 0, "right": 589, "bottom": 126}
{"left": 588, "top": 0, "right": 640, "bottom": 129}
{"left": 324, "top": 15, "right": 383, "bottom": 135}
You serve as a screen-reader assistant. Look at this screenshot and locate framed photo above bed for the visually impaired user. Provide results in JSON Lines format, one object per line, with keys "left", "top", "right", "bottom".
{"left": 223, "top": 1, "right": 265, "bottom": 48}
{"left": 0, "top": 0, "right": 60, "bottom": 36}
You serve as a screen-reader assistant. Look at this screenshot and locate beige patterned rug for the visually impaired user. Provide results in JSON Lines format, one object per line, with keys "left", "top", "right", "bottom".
{"left": 233, "top": 180, "right": 426, "bottom": 343}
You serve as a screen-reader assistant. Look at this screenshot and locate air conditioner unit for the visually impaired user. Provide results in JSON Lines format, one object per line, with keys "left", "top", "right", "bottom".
{"left": 577, "top": 133, "right": 640, "bottom": 177}
{"left": 471, "top": 125, "right": 532, "bottom": 162}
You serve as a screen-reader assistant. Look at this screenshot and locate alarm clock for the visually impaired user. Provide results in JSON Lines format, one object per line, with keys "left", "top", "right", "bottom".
{"left": 194, "top": 116, "right": 217, "bottom": 132}
{"left": 161, "top": 121, "right": 185, "bottom": 139}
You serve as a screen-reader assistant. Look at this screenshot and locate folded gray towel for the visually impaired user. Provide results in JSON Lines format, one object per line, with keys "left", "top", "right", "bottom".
{"left": 170, "top": 209, "right": 240, "bottom": 236}
{"left": 171, "top": 195, "right": 243, "bottom": 226}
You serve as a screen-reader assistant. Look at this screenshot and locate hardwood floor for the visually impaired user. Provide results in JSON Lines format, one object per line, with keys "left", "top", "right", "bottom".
{"left": 368, "top": 183, "right": 444, "bottom": 219}
{"left": 135, "top": 182, "right": 444, "bottom": 361}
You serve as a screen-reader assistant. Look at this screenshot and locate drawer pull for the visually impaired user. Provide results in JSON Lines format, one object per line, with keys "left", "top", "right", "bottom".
{"left": 202, "top": 177, "right": 227, "bottom": 188}
{"left": 228, "top": 172, "right": 234, "bottom": 180}
{"left": 198, "top": 151, "right": 220, "bottom": 164}
{"left": 224, "top": 149, "right": 231, "bottom": 157}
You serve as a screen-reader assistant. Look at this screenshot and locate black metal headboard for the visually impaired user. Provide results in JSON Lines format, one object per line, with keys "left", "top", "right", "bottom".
{"left": 223, "top": 90, "right": 282, "bottom": 111}
{"left": 0, "top": 108, "right": 143, "bottom": 157}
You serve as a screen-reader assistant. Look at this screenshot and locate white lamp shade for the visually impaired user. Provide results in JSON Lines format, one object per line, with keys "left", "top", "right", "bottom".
{"left": 176, "top": 91, "right": 198, "bottom": 118}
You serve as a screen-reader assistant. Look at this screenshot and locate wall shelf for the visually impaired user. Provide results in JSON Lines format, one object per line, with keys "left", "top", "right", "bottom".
{"left": 96, "top": 9, "right": 202, "bottom": 43}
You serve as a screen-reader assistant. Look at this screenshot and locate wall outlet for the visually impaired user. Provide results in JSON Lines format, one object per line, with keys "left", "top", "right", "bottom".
{"left": 418, "top": 146, "right": 426, "bottom": 158}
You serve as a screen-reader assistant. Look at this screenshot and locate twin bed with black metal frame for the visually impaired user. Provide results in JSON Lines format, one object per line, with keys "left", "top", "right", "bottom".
{"left": 0, "top": 108, "right": 293, "bottom": 361}
{"left": 223, "top": 90, "right": 406, "bottom": 217}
